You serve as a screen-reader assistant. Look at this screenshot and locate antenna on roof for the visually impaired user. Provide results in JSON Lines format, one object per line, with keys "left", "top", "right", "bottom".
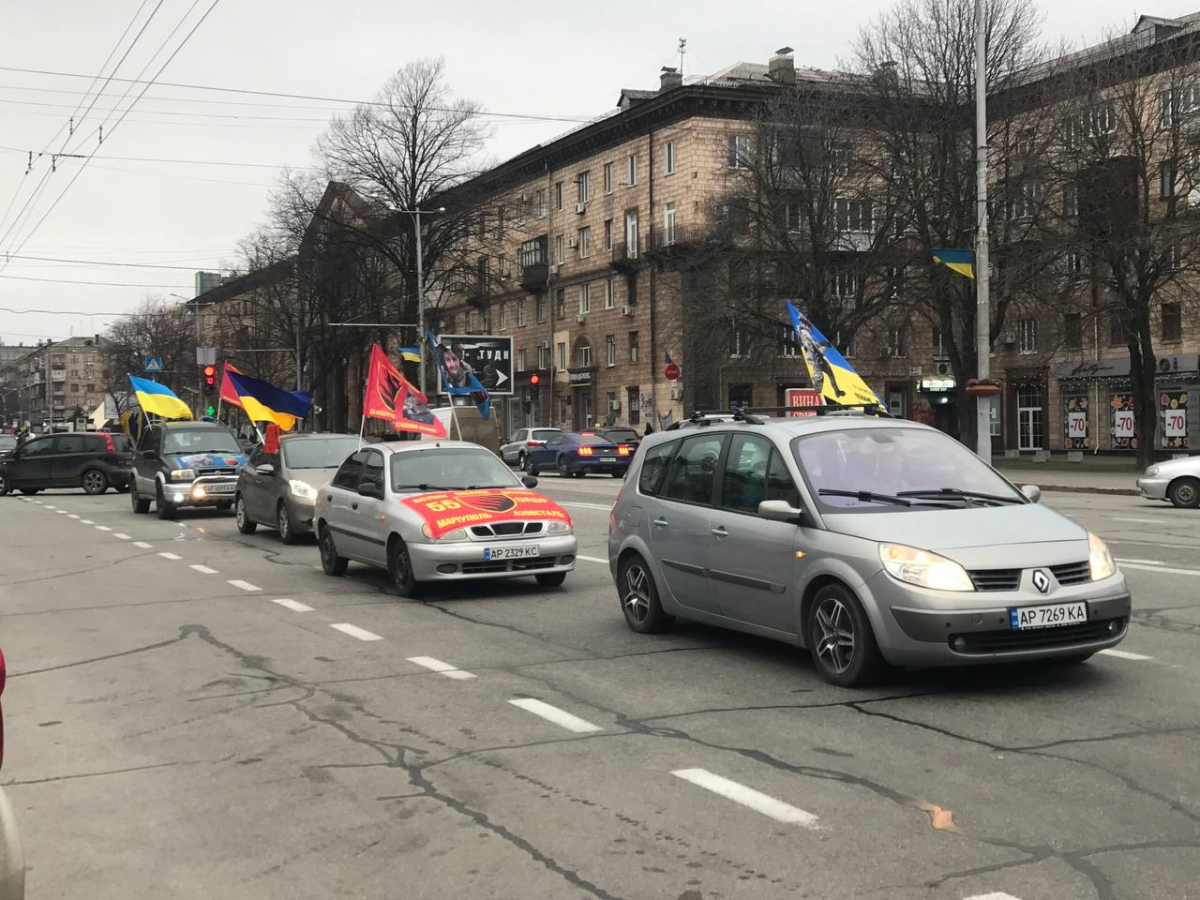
{"left": 678, "top": 37, "right": 687, "bottom": 77}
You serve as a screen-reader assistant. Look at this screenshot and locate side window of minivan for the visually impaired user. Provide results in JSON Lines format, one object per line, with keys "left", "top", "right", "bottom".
{"left": 660, "top": 435, "right": 725, "bottom": 505}
{"left": 638, "top": 440, "right": 677, "bottom": 496}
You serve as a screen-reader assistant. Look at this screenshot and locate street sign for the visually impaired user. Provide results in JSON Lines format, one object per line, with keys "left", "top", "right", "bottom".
{"left": 785, "top": 388, "right": 824, "bottom": 417}
{"left": 144, "top": 357, "right": 163, "bottom": 373}
{"left": 435, "top": 334, "right": 514, "bottom": 395}
{"left": 195, "top": 346, "right": 216, "bottom": 366}
{"left": 664, "top": 363, "right": 681, "bottom": 381}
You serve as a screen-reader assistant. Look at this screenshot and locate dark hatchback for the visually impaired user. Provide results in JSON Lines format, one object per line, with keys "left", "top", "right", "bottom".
{"left": 524, "top": 431, "right": 634, "bottom": 478}
{"left": 0, "top": 432, "right": 133, "bottom": 496}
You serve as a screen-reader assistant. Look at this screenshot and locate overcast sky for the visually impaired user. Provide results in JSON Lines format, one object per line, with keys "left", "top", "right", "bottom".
{"left": 0, "top": 0, "right": 1193, "bottom": 347}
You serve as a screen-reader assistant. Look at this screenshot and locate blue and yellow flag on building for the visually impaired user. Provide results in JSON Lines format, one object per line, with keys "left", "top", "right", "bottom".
{"left": 397, "top": 347, "right": 421, "bottom": 364}
{"left": 785, "top": 301, "right": 888, "bottom": 414}
{"left": 225, "top": 370, "right": 312, "bottom": 432}
{"left": 932, "top": 249, "right": 975, "bottom": 279}
{"left": 128, "top": 375, "right": 192, "bottom": 420}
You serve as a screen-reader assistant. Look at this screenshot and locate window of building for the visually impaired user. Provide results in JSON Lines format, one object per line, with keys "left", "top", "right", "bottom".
{"left": 517, "top": 299, "right": 527, "bottom": 327}
{"left": 1110, "top": 308, "right": 1127, "bottom": 346}
{"left": 580, "top": 282, "right": 591, "bottom": 315}
{"left": 830, "top": 141, "right": 856, "bottom": 175}
{"left": 835, "top": 266, "right": 860, "bottom": 298}
{"left": 557, "top": 341, "right": 566, "bottom": 370}
{"left": 603, "top": 162, "right": 614, "bottom": 194}
{"left": 554, "top": 234, "right": 565, "bottom": 264}
{"left": 1064, "top": 181, "right": 1078, "bottom": 218}
{"left": 481, "top": 307, "right": 492, "bottom": 333}
{"left": 1161, "top": 160, "right": 1178, "bottom": 197}
{"left": 727, "top": 133, "right": 749, "bottom": 169}
{"left": 624, "top": 208, "right": 639, "bottom": 256}
{"left": 1018, "top": 317, "right": 1037, "bottom": 354}
{"left": 1160, "top": 85, "right": 1200, "bottom": 126}
{"left": 665, "top": 140, "right": 676, "bottom": 175}
{"left": 888, "top": 327, "right": 906, "bottom": 358}
{"left": 536, "top": 188, "right": 548, "bottom": 218}
{"left": 537, "top": 294, "right": 548, "bottom": 323}
{"left": 556, "top": 288, "right": 566, "bottom": 319}
{"left": 1162, "top": 302, "right": 1183, "bottom": 342}
{"left": 1088, "top": 102, "right": 1116, "bottom": 136}
{"left": 538, "top": 343, "right": 551, "bottom": 369}
{"left": 606, "top": 335, "right": 616, "bottom": 367}
{"left": 1013, "top": 180, "right": 1040, "bottom": 220}
{"left": 555, "top": 181, "right": 564, "bottom": 210}
{"left": 604, "top": 218, "right": 613, "bottom": 250}
{"left": 516, "top": 348, "right": 526, "bottom": 371}
{"left": 781, "top": 324, "right": 799, "bottom": 358}
{"left": 627, "top": 272, "right": 638, "bottom": 305}
{"left": 578, "top": 170, "right": 590, "bottom": 204}
{"left": 835, "top": 198, "right": 872, "bottom": 232}
{"left": 629, "top": 330, "right": 639, "bottom": 363}
{"left": 498, "top": 302, "right": 507, "bottom": 330}
{"left": 604, "top": 277, "right": 616, "bottom": 309}
{"left": 729, "top": 319, "right": 746, "bottom": 357}
{"left": 663, "top": 201, "right": 676, "bottom": 245}
{"left": 1064, "top": 312, "right": 1082, "bottom": 350}
{"left": 578, "top": 226, "right": 591, "bottom": 258}
{"left": 785, "top": 200, "right": 802, "bottom": 232}
{"left": 627, "top": 153, "right": 638, "bottom": 186}
{"left": 1066, "top": 251, "right": 1083, "bottom": 277}
{"left": 578, "top": 343, "right": 592, "bottom": 368}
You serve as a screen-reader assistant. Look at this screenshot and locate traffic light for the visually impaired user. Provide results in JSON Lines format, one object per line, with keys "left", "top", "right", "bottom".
{"left": 206, "top": 405, "right": 216, "bottom": 417}
{"left": 203, "top": 365, "right": 216, "bottom": 395}
{"left": 529, "top": 373, "right": 541, "bottom": 385}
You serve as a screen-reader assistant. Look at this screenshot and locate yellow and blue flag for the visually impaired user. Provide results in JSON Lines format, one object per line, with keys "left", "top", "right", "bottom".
{"left": 225, "top": 370, "right": 312, "bottom": 432}
{"left": 128, "top": 375, "right": 192, "bottom": 420}
{"left": 785, "top": 301, "right": 888, "bottom": 414}
{"left": 932, "top": 249, "right": 975, "bottom": 279}
{"left": 397, "top": 347, "right": 421, "bottom": 364}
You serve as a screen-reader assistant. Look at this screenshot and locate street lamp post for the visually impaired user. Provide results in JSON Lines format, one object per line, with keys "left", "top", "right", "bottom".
{"left": 974, "top": 0, "right": 992, "bottom": 460}
{"left": 400, "top": 206, "right": 445, "bottom": 397}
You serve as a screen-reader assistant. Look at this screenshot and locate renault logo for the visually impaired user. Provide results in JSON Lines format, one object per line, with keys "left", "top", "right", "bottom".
{"left": 1032, "top": 569, "right": 1052, "bottom": 594}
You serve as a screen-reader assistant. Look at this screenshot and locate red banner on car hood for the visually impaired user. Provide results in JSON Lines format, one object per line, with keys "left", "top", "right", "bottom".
{"left": 402, "top": 488, "right": 571, "bottom": 539}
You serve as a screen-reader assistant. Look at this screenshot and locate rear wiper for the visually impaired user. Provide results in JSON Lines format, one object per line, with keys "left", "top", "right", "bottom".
{"left": 897, "top": 488, "right": 1022, "bottom": 505}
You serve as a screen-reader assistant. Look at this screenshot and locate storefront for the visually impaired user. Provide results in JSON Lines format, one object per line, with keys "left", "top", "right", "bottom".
{"left": 1003, "top": 368, "right": 1049, "bottom": 453}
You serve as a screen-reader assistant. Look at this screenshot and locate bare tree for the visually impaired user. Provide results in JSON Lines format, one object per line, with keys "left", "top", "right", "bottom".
{"left": 102, "top": 298, "right": 196, "bottom": 416}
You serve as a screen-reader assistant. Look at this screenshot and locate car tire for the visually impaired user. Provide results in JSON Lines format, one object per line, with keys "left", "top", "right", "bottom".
{"left": 155, "top": 484, "right": 177, "bottom": 520}
{"left": 319, "top": 525, "right": 348, "bottom": 576}
{"left": 516, "top": 452, "right": 526, "bottom": 470}
{"left": 277, "top": 502, "right": 299, "bottom": 545}
{"left": 130, "top": 482, "right": 151, "bottom": 514}
{"left": 536, "top": 571, "right": 567, "bottom": 587}
{"left": 20, "top": 488, "right": 41, "bottom": 496}
{"left": 611, "top": 471, "right": 625, "bottom": 478}
{"left": 235, "top": 494, "right": 257, "bottom": 534}
{"left": 387, "top": 537, "right": 424, "bottom": 599}
{"left": 618, "top": 554, "right": 674, "bottom": 633}
{"left": 806, "top": 583, "right": 888, "bottom": 688}
{"left": 0, "top": 474, "right": 9, "bottom": 496}
{"left": 525, "top": 456, "right": 538, "bottom": 477}
{"left": 557, "top": 456, "right": 572, "bottom": 478}
{"left": 81, "top": 469, "right": 108, "bottom": 495}
{"left": 115, "top": 483, "right": 130, "bottom": 493}
{"left": 1168, "top": 477, "right": 1200, "bottom": 509}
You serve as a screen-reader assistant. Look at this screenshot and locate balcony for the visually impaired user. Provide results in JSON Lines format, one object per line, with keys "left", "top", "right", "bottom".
{"left": 463, "top": 272, "right": 492, "bottom": 309}
{"left": 647, "top": 224, "right": 709, "bottom": 259}
{"left": 519, "top": 236, "right": 549, "bottom": 292}
{"left": 610, "top": 241, "right": 645, "bottom": 273}
{"left": 51, "top": 370, "right": 66, "bottom": 383}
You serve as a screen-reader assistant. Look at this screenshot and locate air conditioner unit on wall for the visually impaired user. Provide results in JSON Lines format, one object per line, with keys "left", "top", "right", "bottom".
{"left": 575, "top": 202, "right": 587, "bottom": 214}
{"left": 609, "top": 400, "right": 621, "bottom": 411}
{"left": 669, "top": 386, "right": 682, "bottom": 400}
{"left": 576, "top": 313, "right": 586, "bottom": 324}
{"left": 568, "top": 237, "right": 578, "bottom": 248}
{"left": 934, "top": 361, "right": 953, "bottom": 376}
{"left": 620, "top": 305, "right": 632, "bottom": 317}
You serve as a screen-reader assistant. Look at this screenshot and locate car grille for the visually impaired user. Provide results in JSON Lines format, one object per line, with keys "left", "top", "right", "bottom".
{"left": 470, "top": 521, "right": 544, "bottom": 538}
{"left": 968, "top": 568, "right": 1022, "bottom": 591}
{"left": 1050, "top": 561, "right": 1091, "bottom": 586}
{"left": 461, "top": 557, "right": 559, "bottom": 574}
{"left": 951, "top": 617, "right": 1125, "bottom": 654}
{"left": 197, "top": 467, "right": 239, "bottom": 476}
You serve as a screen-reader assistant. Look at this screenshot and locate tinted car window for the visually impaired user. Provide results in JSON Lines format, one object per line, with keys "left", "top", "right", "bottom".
{"left": 720, "top": 434, "right": 773, "bottom": 514}
{"left": 510, "top": 430, "right": 527, "bottom": 443}
{"left": 602, "top": 429, "right": 639, "bottom": 443}
{"left": 21, "top": 437, "right": 57, "bottom": 457}
{"left": 332, "top": 450, "right": 368, "bottom": 489}
{"left": 361, "top": 451, "right": 385, "bottom": 491}
{"left": 576, "top": 433, "right": 616, "bottom": 445}
{"left": 766, "top": 450, "right": 801, "bottom": 506}
{"left": 0, "top": 436, "right": 16, "bottom": 452}
{"left": 638, "top": 441, "right": 677, "bottom": 496}
{"left": 111, "top": 435, "right": 133, "bottom": 454}
{"left": 661, "top": 434, "right": 725, "bottom": 505}
{"left": 55, "top": 435, "right": 85, "bottom": 453}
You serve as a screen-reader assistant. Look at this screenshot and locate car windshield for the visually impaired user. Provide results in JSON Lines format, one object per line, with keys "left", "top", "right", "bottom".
{"left": 793, "top": 426, "right": 1024, "bottom": 512}
{"left": 0, "top": 436, "right": 15, "bottom": 451}
{"left": 163, "top": 428, "right": 241, "bottom": 456}
{"left": 391, "top": 447, "right": 522, "bottom": 491}
{"left": 602, "top": 429, "right": 639, "bottom": 442}
{"left": 531, "top": 429, "right": 560, "bottom": 441}
{"left": 282, "top": 436, "right": 362, "bottom": 469}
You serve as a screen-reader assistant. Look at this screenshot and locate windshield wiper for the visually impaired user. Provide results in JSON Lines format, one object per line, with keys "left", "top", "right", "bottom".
{"left": 393, "top": 483, "right": 447, "bottom": 491}
{"left": 819, "top": 488, "right": 914, "bottom": 507}
{"left": 897, "top": 488, "right": 1022, "bottom": 505}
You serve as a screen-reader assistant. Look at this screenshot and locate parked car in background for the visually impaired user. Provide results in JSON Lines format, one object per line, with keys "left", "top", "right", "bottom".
{"left": 0, "top": 431, "right": 132, "bottom": 496}
{"left": 1137, "top": 456, "right": 1200, "bottom": 508}
{"left": 591, "top": 426, "right": 641, "bottom": 448}
{"left": 524, "top": 431, "right": 634, "bottom": 478}
{"left": 0, "top": 646, "right": 27, "bottom": 900}
{"left": 235, "top": 432, "right": 362, "bottom": 543}
{"left": 0, "top": 437, "right": 15, "bottom": 460}
{"left": 129, "top": 422, "right": 246, "bottom": 519}
{"left": 315, "top": 441, "right": 576, "bottom": 597}
{"left": 499, "top": 427, "right": 561, "bottom": 468}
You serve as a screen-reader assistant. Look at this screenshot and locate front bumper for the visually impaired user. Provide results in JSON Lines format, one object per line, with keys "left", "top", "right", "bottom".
{"left": 286, "top": 496, "right": 317, "bottom": 533}
{"left": 408, "top": 534, "right": 578, "bottom": 581}
{"left": 0, "top": 787, "right": 24, "bottom": 900}
{"left": 163, "top": 476, "right": 239, "bottom": 509}
{"left": 1136, "top": 475, "right": 1169, "bottom": 500}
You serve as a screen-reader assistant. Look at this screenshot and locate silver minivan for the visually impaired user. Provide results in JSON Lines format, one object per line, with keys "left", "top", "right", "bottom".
{"left": 607, "top": 414, "right": 1131, "bottom": 686}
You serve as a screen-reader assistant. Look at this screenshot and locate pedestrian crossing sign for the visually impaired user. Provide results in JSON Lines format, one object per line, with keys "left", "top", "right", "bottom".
{"left": 144, "top": 357, "right": 163, "bottom": 373}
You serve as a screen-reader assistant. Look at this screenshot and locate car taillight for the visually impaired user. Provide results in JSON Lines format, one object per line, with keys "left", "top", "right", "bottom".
{"left": 103, "top": 433, "right": 115, "bottom": 454}
{"left": 526, "top": 441, "right": 539, "bottom": 447}
{"left": 617, "top": 445, "right": 631, "bottom": 456}
{"left": 578, "top": 447, "right": 594, "bottom": 456}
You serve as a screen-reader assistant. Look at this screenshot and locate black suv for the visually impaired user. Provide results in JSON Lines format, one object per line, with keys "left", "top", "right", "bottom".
{"left": 129, "top": 422, "right": 248, "bottom": 519}
{"left": 0, "top": 432, "right": 133, "bottom": 496}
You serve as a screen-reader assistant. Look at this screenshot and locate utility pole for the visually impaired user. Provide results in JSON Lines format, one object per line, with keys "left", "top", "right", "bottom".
{"left": 402, "top": 206, "right": 445, "bottom": 397}
{"left": 974, "top": 0, "right": 992, "bottom": 460}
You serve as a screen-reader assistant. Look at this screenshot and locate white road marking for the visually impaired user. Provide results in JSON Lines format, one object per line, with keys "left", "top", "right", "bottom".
{"left": 228, "top": 580, "right": 261, "bottom": 592}
{"left": 1115, "top": 558, "right": 1165, "bottom": 566}
{"left": 113, "top": 533, "right": 131, "bottom": 540}
{"left": 67, "top": 514, "right": 80, "bottom": 519}
{"left": 1113, "top": 517, "right": 1167, "bottom": 525}
{"left": 1099, "top": 649, "right": 1153, "bottom": 661}
{"left": 94, "top": 525, "right": 111, "bottom": 532}
{"left": 672, "top": 768, "right": 819, "bottom": 826}
{"left": 407, "top": 656, "right": 477, "bottom": 680}
{"left": 134, "top": 542, "right": 153, "bottom": 549}
{"left": 80, "top": 519, "right": 94, "bottom": 525}
{"left": 44, "top": 505, "right": 55, "bottom": 509}
{"left": 560, "top": 501, "right": 614, "bottom": 511}
{"left": 55, "top": 509, "right": 68, "bottom": 515}
{"left": 964, "top": 894, "right": 1023, "bottom": 900}
{"left": 330, "top": 623, "right": 383, "bottom": 642}
{"left": 158, "top": 552, "right": 181, "bottom": 561}
{"left": 1119, "top": 561, "right": 1200, "bottom": 577}
{"left": 271, "top": 598, "right": 313, "bottom": 613}
{"left": 509, "top": 698, "right": 602, "bottom": 733}
{"left": 190, "top": 564, "right": 218, "bottom": 574}
{"left": 578, "top": 555, "right": 608, "bottom": 564}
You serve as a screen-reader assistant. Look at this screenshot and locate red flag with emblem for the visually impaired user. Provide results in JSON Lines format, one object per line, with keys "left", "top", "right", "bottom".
{"left": 364, "top": 343, "right": 446, "bottom": 437}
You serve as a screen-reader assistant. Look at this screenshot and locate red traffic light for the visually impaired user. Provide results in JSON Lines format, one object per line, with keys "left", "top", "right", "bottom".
{"left": 529, "top": 373, "right": 541, "bottom": 385}
{"left": 203, "top": 364, "right": 216, "bottom": 386}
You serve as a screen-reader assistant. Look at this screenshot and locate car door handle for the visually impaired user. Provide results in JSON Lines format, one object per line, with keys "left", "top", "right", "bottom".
{"left": 652, "top": 517, "right": 668, "bottom": 528}
{"left": 711, "top": 526, "right": 729, "bottom": 537}
{"left": 351, "top": 502, "right": 359, "bottom": 510}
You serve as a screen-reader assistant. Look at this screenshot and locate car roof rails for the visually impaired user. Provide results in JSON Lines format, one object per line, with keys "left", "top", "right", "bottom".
{"left": 685, "top": 403, "right": 891, "bottom": 425}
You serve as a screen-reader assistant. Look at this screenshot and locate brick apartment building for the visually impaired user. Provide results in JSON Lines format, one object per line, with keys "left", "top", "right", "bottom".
{"left": 9, "top": 336, "right": 109, "bottom": 429}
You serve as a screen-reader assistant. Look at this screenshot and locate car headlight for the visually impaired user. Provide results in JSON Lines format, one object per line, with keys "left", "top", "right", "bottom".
{"left": 1089, "top": 532, "right": 1116, "bottom": 580}
{"left": 288, "top": 479, "right": 318, "bottom": 501}
{"left": 545, "top": 520, "right": 573, "bottom": 535}
{"left": 879, "top": 543, "right": 974, "bottom": 592}
{"left": 421, "top": 524, "right": 468, "bottom": 542}
{"left": 1144, "top": 465, "right": 1159, "bottom": 478}
{"left": 170, "top": 469, "right": 195, "bottom": 481}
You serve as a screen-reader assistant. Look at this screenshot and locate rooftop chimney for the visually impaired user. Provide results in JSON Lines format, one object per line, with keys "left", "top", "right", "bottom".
{"left": 660, "top": 66, "right": 683, "bottom": 91}
{"left": 768, "top": 47, "right": 795, "bottom": 85}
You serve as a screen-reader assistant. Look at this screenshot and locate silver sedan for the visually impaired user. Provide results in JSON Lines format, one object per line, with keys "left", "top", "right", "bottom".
{"left": 1136, "top": 456, "right": 1200, "bottom": 508}
{"left": 314, "top": 441, "right": 577, "bottom": 597}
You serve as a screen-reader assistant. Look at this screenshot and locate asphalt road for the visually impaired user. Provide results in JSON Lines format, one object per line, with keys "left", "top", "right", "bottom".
{"left": 1, "top": 474, "right": 1198, "bottom": 900}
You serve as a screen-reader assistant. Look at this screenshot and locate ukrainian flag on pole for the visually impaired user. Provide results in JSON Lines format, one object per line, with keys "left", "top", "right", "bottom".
{"left": 128, "top": 375, "right": 192, "bottom": 420}
{"left": 932, "top": 249, "right": 975, "bottom": 279}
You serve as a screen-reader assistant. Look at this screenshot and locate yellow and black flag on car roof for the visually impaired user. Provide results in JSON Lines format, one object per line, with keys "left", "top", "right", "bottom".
{"left": 932, "top": 249, "right": 975, "bottom": 279}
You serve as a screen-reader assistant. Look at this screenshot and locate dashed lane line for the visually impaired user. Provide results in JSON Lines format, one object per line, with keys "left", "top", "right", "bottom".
{"left": 330, "top": 623, "right": 383, "bottom": 642}
{"left": 55, "top": 509, "right": 68, "bottom": 515}
{"left": 158, "top": 552, "right": 181, "bottom": 561}
{"left": 559, "top": 501, "right": 614, "bottom": 511}
{"left": 964, "top": 894, "right": 1023, "bottom": 900}
{"left": 1119, "top": 561, "right": 1200, "bottom": 577}
{"left": 578, "top": 555, "right": 608, "bottom": 564}
{"left": 509, "top": 698, "right": 602, "bottom": 734}
{"left": 94, "top": 525, "right": 111, "bottom": 532}
{"left": 66, "top": 514, "right": 80, "bottom": 520}
{"left": 189, "top": 564, "right": 218, "bottom": 575}
{"left": 80, "top": 519, "right": 94, "bottom": 525}
{"left": 1099, "top": 649, "right": 1154, "bottom": 661}
{"left": 1112, "top": 516, "right": 1167, "bottom": 525}
{"left": 671, "top": 768, "right": 820, "bottom": 827}
{"left": 134, "top": 542, "right": 152, "bottom": 550}
{"left": 113, "top": 533, "right": 131, "bottom": 540}
{"left": 228, "top": 580, "right": 261, "bottom": 592}
{"left": 407, "top": 656, "right": 477, "bottom": 680}
{"left": 1115, "top": 558, "right": 1164, "bottom": 566}
{"left": 271, "top": 599, "right": 313, "bottom": 613}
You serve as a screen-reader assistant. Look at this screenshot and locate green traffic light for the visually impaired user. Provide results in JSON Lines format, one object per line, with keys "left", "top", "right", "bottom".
{"left": 206, "top": 406, "right": 216, "bottom": 417}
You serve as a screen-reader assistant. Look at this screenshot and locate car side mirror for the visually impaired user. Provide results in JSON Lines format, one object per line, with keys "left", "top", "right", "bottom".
{"left": 256, "top": 463, "right": 275, "bottom": 476}
{"left": 1020, "top": 484, "right": 1041, "bottom": 503}
{"left": 522, "top": 474, "right": 538, "bottom": 488}
{"left": 358, "top": 481, "right": 383, "bottom": 499}
{"left": 142, "top": 449, "right": 157, "bottom": 460}
{"left": 758, "top": 499, "right": 806, "bottom": 524}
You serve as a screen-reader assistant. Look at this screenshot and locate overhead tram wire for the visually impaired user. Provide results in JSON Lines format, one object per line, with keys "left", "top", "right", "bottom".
{"left": 0, "top": 274, "right": 192, "bottom": 288}
{"left": 0, "top": 253, "right": 237, "bottom": 270}
{"left": 0, "top": 144, "right": 317, "bottom": 170}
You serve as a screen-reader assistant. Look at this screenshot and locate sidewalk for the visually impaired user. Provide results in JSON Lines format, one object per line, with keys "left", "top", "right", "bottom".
{"left": 991, "top": 457, "right": 1140, "bottom": 495}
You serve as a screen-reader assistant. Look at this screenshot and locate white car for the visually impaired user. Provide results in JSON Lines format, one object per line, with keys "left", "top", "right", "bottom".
{"left": 1136, "top": 456, "right": 1200, "bottom": 508}
{"left": 499, "top": 428, "right": 561, "bottom": 468}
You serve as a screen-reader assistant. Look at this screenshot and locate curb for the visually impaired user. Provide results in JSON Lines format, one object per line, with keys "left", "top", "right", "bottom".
{"left": 1037, "top": 484, "right": 1138, "bottom": 496}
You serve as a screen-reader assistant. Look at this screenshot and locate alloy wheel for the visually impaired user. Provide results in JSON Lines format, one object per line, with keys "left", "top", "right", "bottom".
{"left": 82, "top": 470, "right": 106, "bottom": 494}
{"left": 557, "top": 457, "right": 570, "bottom": 477}
{"left": 622, "top": 563, "right": 651, "bottom": 625}
{"left": 814, "top": 596, "right": 856, "bottom": 675}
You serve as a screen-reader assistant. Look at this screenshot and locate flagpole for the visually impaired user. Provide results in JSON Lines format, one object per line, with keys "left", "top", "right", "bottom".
{"left": 974, "top": 0, "right": 992, "bottom": 460}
